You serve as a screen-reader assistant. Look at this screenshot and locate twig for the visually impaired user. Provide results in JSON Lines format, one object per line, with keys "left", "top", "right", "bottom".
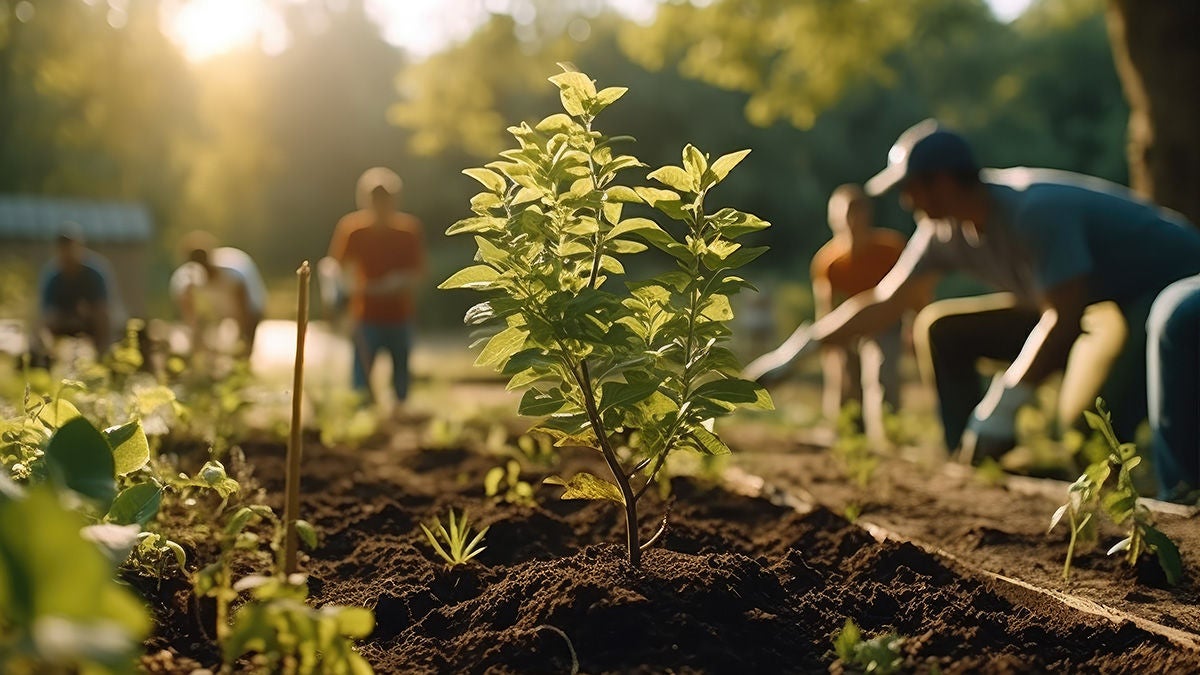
{"left": 283, "top": 261, "right": 311, "bottom": 575}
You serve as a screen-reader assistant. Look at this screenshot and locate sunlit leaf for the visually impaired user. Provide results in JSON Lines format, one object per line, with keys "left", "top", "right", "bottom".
{"left": 545, "top": 472, "right": 625, "bottom": 504}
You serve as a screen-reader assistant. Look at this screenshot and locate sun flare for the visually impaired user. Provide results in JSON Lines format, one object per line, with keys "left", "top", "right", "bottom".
{"left": 164, "top": 0, "right": 269, "bottom": 62}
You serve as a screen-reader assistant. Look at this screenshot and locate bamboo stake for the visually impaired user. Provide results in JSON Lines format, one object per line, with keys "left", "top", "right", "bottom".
{"left": 283, "top": 261, "right": 311, "bottom": 575}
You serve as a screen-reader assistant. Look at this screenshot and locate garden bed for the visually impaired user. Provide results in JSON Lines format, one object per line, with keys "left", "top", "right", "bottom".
{"left": 138, "top": 422, "right": 1200, "bottom": 673}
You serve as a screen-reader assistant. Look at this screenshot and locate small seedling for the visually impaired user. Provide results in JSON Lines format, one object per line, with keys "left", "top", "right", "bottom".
{"left": 1050, "top": 399, "right": 1183, "bottom": 584}
{"left": 421, "top": 508, "right": 488, "bottom": 566}
{"left": 832, "top": 401, "right": 878, "bottom": 489}
{"left": 832, "top": 618, "right": 903, "bottom": 674}
{"left": 485, "top": 459, "right": 536, "bottom": 506}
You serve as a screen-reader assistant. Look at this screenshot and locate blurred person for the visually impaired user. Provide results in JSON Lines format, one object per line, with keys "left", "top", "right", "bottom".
{"left": 746, "top": 120, "right": 1200, "bottom": 480}
{"left": 328, "top": 167, "right": 427, "bottom": 406}
{"left": 1146, "top": 274, "right": 1200, "bottom": 501}
{"left": 810, "top": 184, "right": 913, "bottom": 442}
{"left": 32, "top": 225, "right": 117, "bottom": 361}
{"left": 169, "top": 231, "right": 266, "bottom": 357}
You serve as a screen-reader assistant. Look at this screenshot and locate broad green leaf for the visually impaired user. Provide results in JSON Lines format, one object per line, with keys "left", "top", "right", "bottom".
{"left": 295, "top": 519, "right": 319, "bottom": 550}
{"left": 1143, "top": 525, "right": 1182, "bottom": 585}
{"left": 599, "top": 380, "right": 660, "bottom": 414}
{"left": 683, "top": 144, "right": 708, "bottom": 181}
{"left": 686, "top": 427, "right": 732, "bottom": 456}
{"left": 544, "top": 472, "right": 625, "bottom": 504}
{"left": 439, "top": 265, "right": 500, "bottom": 291}
{"left": 35, "top": 397, "right": 82, "bottom": 429}
{"left": 605, "top": 186, "right": 643, "bottom": 203}
{"left": 225, "top": 506, "right": 257, "bottom": 536}
{"left": 106, "top": 482, "right": 162, "bottom": 526}
{"left": 475, "top": 326, "right": 529, "bottom": 368}
{"left": 463, "top": 168, "right": 506, "bottom": 194}
{"left": 549, "top": 71, "right": 593, "bottom": 116}
{"left": 535, "top": 113, "right": 578, "bottom": 134}
{"left": 593, "top": 86, "right": 628, "bottom": 109}
{"left": 44, "top": 417, "right": 116, "bottom": 508}
{"left": 694, "top": 378, "right": 767, "bottom": 406}
{"left": 447, "top": 216, "right": 504, "bottom": 236}
{"left": 708, "top": 149, "right": 751, "bottom": 182}
{"left": 104, "top": 421, "right": 149, "bottom": 476}
{"left": 1101, "top": 491, "right": 1137, "bottom": 524}
{"left": 470, "top": 191, "right": 504, "bottom": 211}
{"left": 647, "top": 165, "right": 695, "bottom": 193}
{"left": 700, "top": 294, "right": 734, "bottom": 321}
{"left": 518, "top": 388, "right": 569, "bottom": 417}
{"left": 334, "top": 606, "right": 376, "bottom": 639}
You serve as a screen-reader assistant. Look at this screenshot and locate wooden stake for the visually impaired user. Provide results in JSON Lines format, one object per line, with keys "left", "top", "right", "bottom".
{"left": 283, "top": 261, "right": 311, "bottom": 575}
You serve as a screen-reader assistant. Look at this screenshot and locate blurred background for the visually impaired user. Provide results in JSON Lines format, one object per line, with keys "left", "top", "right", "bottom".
{"left": 0, "top": 0, "right": 1191, "bottom": 340}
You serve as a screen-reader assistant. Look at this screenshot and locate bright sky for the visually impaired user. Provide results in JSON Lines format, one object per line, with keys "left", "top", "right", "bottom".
{"left": 161, "top": 0, "right": 1035, "bottom": 63}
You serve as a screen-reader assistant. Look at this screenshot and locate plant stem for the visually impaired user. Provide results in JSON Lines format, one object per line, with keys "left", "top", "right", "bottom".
{"left": 283, "top": 261, "right": 310, "bottom": 575}
{"left": 578, "top": 360, "right": 640, "bottom": 567}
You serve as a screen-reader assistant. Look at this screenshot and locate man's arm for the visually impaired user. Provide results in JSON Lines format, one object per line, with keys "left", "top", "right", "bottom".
{"left": 812, "top": 269, "right": 938, "bottom": 345}
{"left": 1003, "top": 276, "right": 1087, "bottom": 387}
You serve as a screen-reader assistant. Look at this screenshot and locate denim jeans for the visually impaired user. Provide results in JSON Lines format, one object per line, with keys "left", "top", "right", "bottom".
{"left": 914, "top": 293, "right": 1149, "bottom": 452}
{"left": 1147, "top": 275, "right": 1200, "bottom": 499}
{"left": 352, "top": 321, "right": 413, "bottom": 402}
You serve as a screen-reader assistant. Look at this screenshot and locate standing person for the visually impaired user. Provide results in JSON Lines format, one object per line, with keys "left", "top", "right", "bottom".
{"left": 746, "top": 120, "right": 1200, "bottom": 479}
{"left": 810, "top": 184, "right": 916, "bottom": 441}
{"left": 328, "top": 167, "right": 427, "bottom": 407}
{"left": 32, "top": 226, "right": 117, "bottom": 361}
{"left": 169, "top": 231, "right": 267, "bottom": 357}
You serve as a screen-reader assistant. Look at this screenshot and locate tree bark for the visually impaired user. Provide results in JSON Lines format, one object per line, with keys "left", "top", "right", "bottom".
{"left": 1106, "top": 1, "right": 1200, "bottom": 226}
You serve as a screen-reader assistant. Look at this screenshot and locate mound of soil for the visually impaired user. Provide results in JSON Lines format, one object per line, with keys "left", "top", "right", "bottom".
{"left": 139, "top": 434, "right": 1200, "bottom": 673}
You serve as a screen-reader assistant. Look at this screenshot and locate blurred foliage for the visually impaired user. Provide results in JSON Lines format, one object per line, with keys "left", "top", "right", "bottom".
{"left": 0, "top": 0, "right": 1126, "bottom": 331}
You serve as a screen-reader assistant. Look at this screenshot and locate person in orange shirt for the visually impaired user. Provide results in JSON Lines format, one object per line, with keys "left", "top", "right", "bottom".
{"left": 810, "top": 184, "right": 910, "bottom": 439}
{"left": 328, "top": 167, "right": 427, "bottom": 405}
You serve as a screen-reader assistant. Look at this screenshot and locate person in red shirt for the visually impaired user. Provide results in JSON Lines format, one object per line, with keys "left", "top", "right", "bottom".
{"left": 328, "top": 167, "right": 427, "bottom": 404}
{"left": 809, "top": 184, "right": 916, "bottom": 439}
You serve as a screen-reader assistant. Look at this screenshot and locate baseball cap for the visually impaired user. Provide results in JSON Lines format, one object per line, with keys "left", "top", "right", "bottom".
{"left": 865, "top": 119, "right": 978, "bottom": 196}
{"left": 56, "top": 221, "right": 85, "bottom": 244}
{"left": 356, "top": 167, "right": 404, "bottom": 210}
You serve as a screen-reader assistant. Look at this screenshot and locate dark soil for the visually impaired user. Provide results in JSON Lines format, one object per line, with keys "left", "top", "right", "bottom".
{"left": 729, "top": 430, "right": 1200, "bottom": 643}
{"left": 136, "top": 424, "right": 1200, "bottom": 674}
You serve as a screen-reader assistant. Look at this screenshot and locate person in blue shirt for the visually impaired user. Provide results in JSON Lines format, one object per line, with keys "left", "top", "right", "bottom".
{"left": 34, "top": 228, "right": 115, "bottom": 359}
{"left": 746, "top": 119, "right": 1200, "bottom": 500}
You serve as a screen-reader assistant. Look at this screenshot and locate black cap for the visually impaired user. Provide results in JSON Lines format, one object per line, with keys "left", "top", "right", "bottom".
{"left": 865, "top": 119, "right": 978, "bottom": 196}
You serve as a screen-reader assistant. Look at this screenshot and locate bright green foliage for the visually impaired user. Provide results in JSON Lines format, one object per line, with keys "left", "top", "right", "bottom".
{"left": 420, "top": 509, "right": 488, "bottom": 567}
{"left": 1050, "top": 399, "right": 1183, "bottom": 584}
{"left": 0, "top": 480, "right": 151, "bottom": 674}
{"left": 833, "top": 618, "right": 904, "bottom": 675}
{"left": 441, "top": 65, "right": 771, "bottom": 566}
{"left": 224, "top": 574, "right": 374, "bottom": 675}
{"left": 485, "top": 459, "right": 536, "bottom": 506}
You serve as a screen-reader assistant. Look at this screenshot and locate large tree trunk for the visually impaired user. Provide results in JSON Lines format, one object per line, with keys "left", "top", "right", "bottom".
{"left": 1106, "top": 1, "right": 1200, "bottom": 226}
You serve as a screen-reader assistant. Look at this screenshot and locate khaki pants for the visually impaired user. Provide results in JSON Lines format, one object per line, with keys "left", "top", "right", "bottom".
{"left": 822, "top": 327, "right": 902, "bottom": 443}
{"left": 913, "top": 293, "right": 1147, "bottom": 451}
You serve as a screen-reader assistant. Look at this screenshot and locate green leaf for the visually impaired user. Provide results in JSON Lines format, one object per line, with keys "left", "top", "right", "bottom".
{"left": 35, "top": 397, "right": 82, "bottom": 429}
{"left": 593, "top": 86, "right": 628, "bottom": 110}
{"left": 683, "top": 144, "right": 708, "bottom": 182}
{"left": 647, "top": 165, "right": 695, "bottom": 193}
{"left": 334, "top": 606, "right": 376, "bottom": 639}
{"left": 225, "top": 506, "right": 257, "bottom": 536}
{"left": 295, "top": 519, "right": 319, "bottom": 550}
{"left": 693, "top": 378, "right": 769, "bottom": 407}
{"left": 44, "top": 417, "right": 116, "bottom": 508}
{"left": 439, "top": 265, "right": 500, "bottom": 291}
{"left": 544, "top": 472, "right": 625, "bottom": 504}
{"left": 463, "top": 167, "right": 507, "bottom": 194}
{"left": 708, "top": 149, "right": 751, "bottom": 182}
{"left": 686, "top": 427, "right": 732, "bottom": 456}
{"left": 106, "top": 482, "right": 162, "bottom": 526}
{"left": 1101, "top": 491, "right": 1137, "bottom": 524}
{"left": 475, "top": 326, "right": 529, "bottom": 368}
{"left": 447, "top": 216, "right": 504, "bottom": 236}
{"left": 1143, "top": 524, "right": 1183, "bottom": 585}
{"left": 599, "top": 380, "right": 660, "bottom": 414}
{"left": 518, "top": 387, "right": 569, "bottom": 417}
{"left": 104, "top": 421, "right": 149, "bottom": 476}
{"left": 549, "top": 71, "right": 595, "bottom": 116}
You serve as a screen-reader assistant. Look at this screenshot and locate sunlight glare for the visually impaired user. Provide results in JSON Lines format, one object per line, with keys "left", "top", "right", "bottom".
{"left": 164, "top": 0, "right": 271, "bottom": 62}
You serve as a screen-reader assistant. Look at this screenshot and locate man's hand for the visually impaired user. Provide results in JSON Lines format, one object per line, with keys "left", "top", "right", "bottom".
{"left": 960, "top": 376, "right": 1035, "bottom": 463}
{"left": 742, "top": 322, "right": 819, "bottom": 384}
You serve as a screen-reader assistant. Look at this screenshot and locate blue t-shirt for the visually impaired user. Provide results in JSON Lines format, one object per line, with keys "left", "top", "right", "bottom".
{"left": 985, "top": 168, "right": 1200, "bottom": 307}
{"left": 41, "top": 264, "right": 108, "bottom": 314}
